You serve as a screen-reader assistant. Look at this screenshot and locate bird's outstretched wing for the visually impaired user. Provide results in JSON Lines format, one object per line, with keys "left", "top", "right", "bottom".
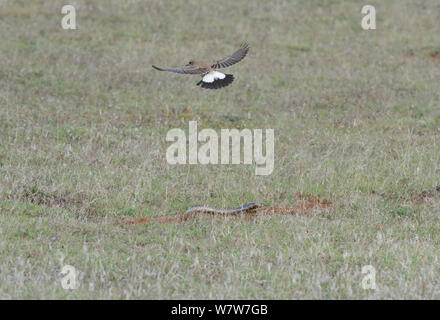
{"left": 211, "top": 42, "right": 250, "bottom": 69}
{"left": 152, "top": 65, "right": 206, "bottom": 74}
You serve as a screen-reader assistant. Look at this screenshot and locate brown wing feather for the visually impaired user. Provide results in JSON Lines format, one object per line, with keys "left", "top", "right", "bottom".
{"left": 211, "top": 42, "right": 250, "bottom": 69}
{"left": 152, "top": 65, "right": 206, "bottom": 75}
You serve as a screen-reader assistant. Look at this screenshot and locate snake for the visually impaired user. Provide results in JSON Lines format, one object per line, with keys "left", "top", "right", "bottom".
{"left": 184, "top": 201, "right": 266, "bottom": 217}
{"left": 120, "top": 202, "right": 266, "bottom": 225}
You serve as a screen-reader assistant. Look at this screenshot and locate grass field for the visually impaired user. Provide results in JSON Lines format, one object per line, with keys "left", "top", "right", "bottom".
{"left": 1, "top": 0, "right": 440, "bottom": 299}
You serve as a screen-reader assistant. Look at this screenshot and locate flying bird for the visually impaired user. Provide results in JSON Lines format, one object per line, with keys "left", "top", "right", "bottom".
{"left": 152, "top": 42, "right": 249, "bottom": 89}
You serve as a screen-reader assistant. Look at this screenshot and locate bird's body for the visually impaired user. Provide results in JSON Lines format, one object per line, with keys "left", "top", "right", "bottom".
{"left": 152, "top": 42, "right": 249, "bottom": 89}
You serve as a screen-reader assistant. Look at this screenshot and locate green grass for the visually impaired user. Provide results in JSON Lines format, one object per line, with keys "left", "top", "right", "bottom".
{"left": 0, "top": 0, "right": 440, "bottom": 299}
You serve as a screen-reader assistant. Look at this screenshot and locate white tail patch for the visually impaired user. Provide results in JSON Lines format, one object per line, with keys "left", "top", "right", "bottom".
{"left": 202, "top": 71, "right": 226, "bottom": 83}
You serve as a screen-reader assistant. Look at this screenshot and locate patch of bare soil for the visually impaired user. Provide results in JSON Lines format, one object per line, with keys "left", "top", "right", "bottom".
{"left": 413, "top": 186, "right": 440, "bottom": 204}
{"left": 3, "top": 185, "right": 94, "bottom": 214}
{"left": 259, "top": 198, "right": 333, "bottom": 216}
{"left": 404, "top": 46, "right": 440, "bottom": 60}
{"left": 120, "top": 195, "right": 333, "bottom": 225}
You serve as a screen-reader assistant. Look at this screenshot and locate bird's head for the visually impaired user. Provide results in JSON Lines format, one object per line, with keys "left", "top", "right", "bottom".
{"left": 186, "top": 60, "right": 195, "bottom": 67}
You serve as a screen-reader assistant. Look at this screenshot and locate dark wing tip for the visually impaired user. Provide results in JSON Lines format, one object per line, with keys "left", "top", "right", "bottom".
{"left": 239, "top": 42, "right": 250, "bottom": 54}
{"left": 242, "top": 42, "right": 250, "bottom": 55}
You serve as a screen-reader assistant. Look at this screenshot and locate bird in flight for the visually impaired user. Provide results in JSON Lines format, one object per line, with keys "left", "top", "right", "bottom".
{"left": 152, "top": 42, "right": 249, "bottom": 89}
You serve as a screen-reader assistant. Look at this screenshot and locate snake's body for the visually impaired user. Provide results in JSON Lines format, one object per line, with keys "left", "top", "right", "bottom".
{"left": 185, "top": 202, "right": 266, "bottom": 216}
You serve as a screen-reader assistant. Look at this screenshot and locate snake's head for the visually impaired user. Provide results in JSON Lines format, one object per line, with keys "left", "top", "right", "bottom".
{"left": 248, "top": 202, "right": 266, "bottom": 209}
{"left": 254, "top": 202, "right": 266, "bottom": 206}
